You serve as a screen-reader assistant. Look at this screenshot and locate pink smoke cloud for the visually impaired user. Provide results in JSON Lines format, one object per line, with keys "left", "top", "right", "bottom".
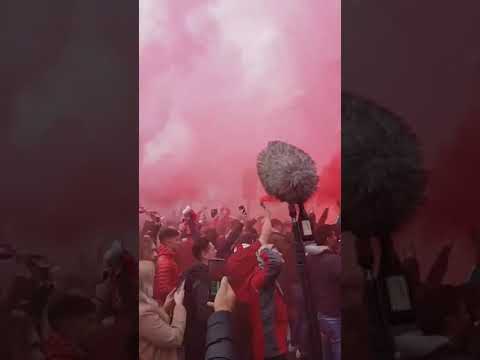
{"left": 140, "top": 0, "right": 340, "bottom": 212}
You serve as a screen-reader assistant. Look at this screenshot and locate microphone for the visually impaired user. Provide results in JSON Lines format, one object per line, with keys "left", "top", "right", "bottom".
{"left": 342, "top": 92, "right": 427, "bottom": 359}
{"left": 257, "top": 141, "right": 321, "bottom": 358}
{"left": 342, "top": 93, "right": 426, "bottom": 238}
{"left": 257, "top": 141, "right": 319, "bottom": 204}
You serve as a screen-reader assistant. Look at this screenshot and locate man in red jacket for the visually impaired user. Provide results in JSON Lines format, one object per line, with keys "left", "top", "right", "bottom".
{"left": 226, "top": 209, "right": 289, "bottom": 360}
{"left": 153, "top": 227, "right": 181, "bottom": 304}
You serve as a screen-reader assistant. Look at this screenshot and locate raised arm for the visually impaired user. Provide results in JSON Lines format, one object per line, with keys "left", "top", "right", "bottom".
{"left": 258, "top": 208, "right": 272, "bottom": 246}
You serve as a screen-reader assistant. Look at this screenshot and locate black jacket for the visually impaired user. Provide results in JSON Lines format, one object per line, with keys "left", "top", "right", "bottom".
{"left": 306, "top": 245, "right": 341, "bottom": 317}
{"left": 206, "top": 311, "right": 235, "bottom": 360}
{"left": 184, "top": 263, "right": 213, "bottom": 360}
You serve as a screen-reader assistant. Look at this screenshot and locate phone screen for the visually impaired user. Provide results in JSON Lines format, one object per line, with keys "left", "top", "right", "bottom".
{"left": 208, "top": 259, "right": 225, "bottom": 301}
{"left": 209, "top": 280, "right": 221, "bottom": 301}
{"left": 208, "top": 259, "right": 225, "bottom": 281}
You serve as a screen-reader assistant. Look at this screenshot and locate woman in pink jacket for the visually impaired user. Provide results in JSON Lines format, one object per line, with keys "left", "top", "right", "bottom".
{"left": 139, "top": 260, "right": 186, "bottom": 360}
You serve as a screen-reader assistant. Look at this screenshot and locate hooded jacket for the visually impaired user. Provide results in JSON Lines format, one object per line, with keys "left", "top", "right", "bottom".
{"left": 154, "top": 245, "right": 179, "bottom": 304}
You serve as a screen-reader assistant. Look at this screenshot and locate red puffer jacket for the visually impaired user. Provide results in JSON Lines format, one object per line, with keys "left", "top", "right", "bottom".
{"left": 153, "top": 244, "right": 179, "bottom": 304}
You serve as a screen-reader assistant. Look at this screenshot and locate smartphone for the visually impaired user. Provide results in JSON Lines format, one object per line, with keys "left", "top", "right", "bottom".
{"left": 208, "top": 259, "right": 225, "bottom": 302}
{"left": 208, "top": 258, "right": 225, "bottom": 280}
{"left": 209, "top": 280, "right": 221, "bottom": 302}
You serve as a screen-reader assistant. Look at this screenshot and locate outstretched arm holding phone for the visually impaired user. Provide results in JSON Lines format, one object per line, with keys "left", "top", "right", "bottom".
{"left": 205, "top": 277, "right": 236, "bottom": 360}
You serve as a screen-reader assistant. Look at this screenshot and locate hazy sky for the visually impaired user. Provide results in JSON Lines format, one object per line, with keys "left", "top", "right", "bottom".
{"left": 343, "top": 0, "right": 480, "bottom": 282}
{"left": 140, "top": 0, "right": 341, "bottom": 212}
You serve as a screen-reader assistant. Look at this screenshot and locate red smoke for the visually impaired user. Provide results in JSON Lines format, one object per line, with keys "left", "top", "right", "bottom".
{"left": 314, "top": 152, "right": 340, "bottom": 206}
{"left": 140, "top": 0, "right": 340, "bottom": 211}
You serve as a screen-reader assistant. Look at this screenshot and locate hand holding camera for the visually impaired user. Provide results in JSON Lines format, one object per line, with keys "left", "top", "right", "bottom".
{"left": 208, "top": 276, "right": 236, "bottom": 313}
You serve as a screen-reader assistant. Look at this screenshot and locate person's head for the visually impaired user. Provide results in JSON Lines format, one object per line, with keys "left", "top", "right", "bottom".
{"left": 230, "top": 219, "right": 243, "bottom": 231}
{"left": 271, "top": 219, "right": 284, "bottom": 234}
{"left": 204, "top": 228, "right": 218, "bottom": 247}
{"left": 270, "top": 232, "right": 291, "bottom": 256}
{"left": 48, "top": 294, "right": 97, "bottom": 345}
{"left": 158, "top": 227, "right": 180, "bottom": 250}
{"left": 315, "top": 225, "right": 339, "bottom": 250}
{"left": 139, "top": 260, "right": 155, "bottom": 298}
{"left": 192, "top": 237, "right": 217, "bottom": 263}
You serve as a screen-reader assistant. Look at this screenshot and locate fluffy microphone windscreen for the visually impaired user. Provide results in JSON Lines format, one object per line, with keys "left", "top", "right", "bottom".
{"left": 342, "top": 93, "right": 427, "bottom": 237}
{"left": 257, "top": 141, "right": 319, "bottom": 204}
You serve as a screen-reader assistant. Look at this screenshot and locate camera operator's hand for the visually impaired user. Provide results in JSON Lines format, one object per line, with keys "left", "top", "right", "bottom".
{"left": 212, "top": 277, "right": 236, "bottom": 313}
{"left": 174, "top": 281, "right": 185, "bottom": 305}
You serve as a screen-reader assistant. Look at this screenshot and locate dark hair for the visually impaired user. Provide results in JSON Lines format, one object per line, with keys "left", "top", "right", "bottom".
{"left": 271, "top": 219, "right": 283, "bottom": 230}
{"left": 48, "top": 294, "right": 96, "bottom": 331}
{"left": 238, "top": 233, "right": 256, "bottom": 245}
{"left": 315, "top": 224, "right": 336, "bottom": 246}
{"left": 192, "top": 237, "right": 211, "bottom": 261}
{"left": 204, "top": 228, "right": 218, "bottom": 246}
{"left": 158, "top": 228, "right": 179, "bottom": 243}
{"left": 270, "top": 233, "right": 288, "bottom": 250}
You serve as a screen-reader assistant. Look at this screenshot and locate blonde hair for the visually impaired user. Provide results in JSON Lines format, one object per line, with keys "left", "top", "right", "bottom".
{"left": 139, "top": 260, "right": 155, "bottom": 303}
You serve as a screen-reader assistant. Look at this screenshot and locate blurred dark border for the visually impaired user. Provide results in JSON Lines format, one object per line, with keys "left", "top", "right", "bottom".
{"left": 1, "top": 0, "right": 138, "bottom": 358}
{"left": 342, "top": 1, "right": 480, "bottom": 359}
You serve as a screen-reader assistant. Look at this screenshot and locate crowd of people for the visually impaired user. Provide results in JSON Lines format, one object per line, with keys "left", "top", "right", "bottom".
{"left": 392, "top": 232, "right": 480, "bottom": 360}
{"left": 342, "top": 228, "right": 480, "bottom": 360}
{"left": 3, "top": 200, "right": 479, "bottom": 360}
{"left": 0, "top": 240, "right": 138, "bottom": 360}
{"left": 138, "top": 204, "right": 341, "bottom": 360}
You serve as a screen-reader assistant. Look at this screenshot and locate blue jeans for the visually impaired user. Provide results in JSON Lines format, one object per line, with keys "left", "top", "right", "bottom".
{"left": 318, "top": 313, "right": 341, "bottom": 360}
